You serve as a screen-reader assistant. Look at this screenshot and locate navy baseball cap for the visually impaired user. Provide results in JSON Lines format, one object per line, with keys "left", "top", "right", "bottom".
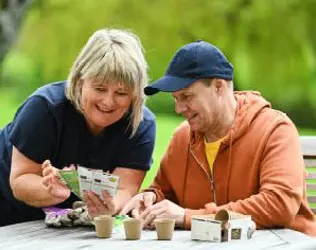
{"left": 144, "top": 40, "right": 233, "bottom": 95}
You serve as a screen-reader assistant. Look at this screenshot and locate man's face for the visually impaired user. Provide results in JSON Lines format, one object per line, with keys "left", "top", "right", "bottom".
{"left": 172, "top": 80, "right": 221, "bottom": 134}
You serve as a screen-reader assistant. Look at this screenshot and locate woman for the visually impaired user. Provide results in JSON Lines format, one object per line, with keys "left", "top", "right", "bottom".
{"left": 0, "top": 29, "right": 156, "bottom": 226}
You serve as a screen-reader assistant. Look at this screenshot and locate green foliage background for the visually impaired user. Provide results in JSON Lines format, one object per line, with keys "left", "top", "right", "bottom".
{"left": 0, "top": 0, "right": 316, "bottom": 191}
{"left": 1, "top": 0, "right": 316, "bottom": 128}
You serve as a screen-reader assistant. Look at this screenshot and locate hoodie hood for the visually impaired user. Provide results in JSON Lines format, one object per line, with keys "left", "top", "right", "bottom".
{"left": 189, "top": 91, "right": 271, "bottom": 147}
{"left": 223, "top": 91, "right": 271, "bottom": 146}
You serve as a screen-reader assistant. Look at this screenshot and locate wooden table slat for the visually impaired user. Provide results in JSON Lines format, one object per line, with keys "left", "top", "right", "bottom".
{"left": 0, "top": 220, "right": 316, "bottom": 250}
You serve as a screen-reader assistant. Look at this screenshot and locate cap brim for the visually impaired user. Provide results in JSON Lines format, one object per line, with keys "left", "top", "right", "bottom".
{"left": 144, "top": 75, "right": 197, "bottom": 95}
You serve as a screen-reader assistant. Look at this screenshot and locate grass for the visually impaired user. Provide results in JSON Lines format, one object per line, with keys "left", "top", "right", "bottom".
{"left": 298, "top": 128, "right": 316, "bottom": 136}
{"left": 142, "top": 114, "right": 183, "bottom": 188}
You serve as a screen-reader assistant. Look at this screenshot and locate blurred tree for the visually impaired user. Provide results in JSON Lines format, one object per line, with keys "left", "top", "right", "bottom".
{"left": 0, "top": 0, "right": 32, "bottom": 69}
{"left": 2, "top": 0, "right": 316, "bottom": 127}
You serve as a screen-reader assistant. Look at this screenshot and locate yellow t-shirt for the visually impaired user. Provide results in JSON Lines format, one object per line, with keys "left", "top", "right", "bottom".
{"left": 204, "top": 137, "right": 224, "bottom": 174}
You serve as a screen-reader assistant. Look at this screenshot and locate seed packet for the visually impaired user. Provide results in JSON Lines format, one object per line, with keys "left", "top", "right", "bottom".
{"left": 59, "top": 166, "right": 119, "bottom": 200}
{"left": 91, "top": 171, "right": 120, "bottom": 200}
{"left": 59, "top": 169, "right": 81, "bottom": 199}
{"left": 77, "top": 166, "right": 96, "bottom": 197}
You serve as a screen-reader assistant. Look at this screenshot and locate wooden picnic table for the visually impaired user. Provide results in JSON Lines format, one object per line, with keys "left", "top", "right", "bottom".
{"left": 1, "top": 220, "right": 316, "bottom": 250}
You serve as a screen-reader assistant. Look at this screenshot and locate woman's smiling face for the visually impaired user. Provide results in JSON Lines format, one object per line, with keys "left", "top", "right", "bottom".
{"left": 81, "top": 78, "right": 133, "bottom": 135}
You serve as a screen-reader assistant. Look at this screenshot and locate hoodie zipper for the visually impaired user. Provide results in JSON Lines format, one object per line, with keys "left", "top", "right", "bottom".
{"left": 210, "top": 150, "right": 220, "bottom": 205}
{"left": 189, "top": 147, "right": 217, "bottom": 205}
{"left": 210, "top": 140, "right": 223, "bottom": 205}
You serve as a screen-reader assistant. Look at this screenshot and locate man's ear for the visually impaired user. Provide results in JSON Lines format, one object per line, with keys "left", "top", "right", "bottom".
{"left": 213, "top": 79, "right": 225, "bottom": 93}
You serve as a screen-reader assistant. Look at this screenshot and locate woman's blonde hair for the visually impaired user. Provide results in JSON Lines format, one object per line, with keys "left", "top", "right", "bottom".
{"left": 65, "top": 29, "right": 148, "bottom": 136}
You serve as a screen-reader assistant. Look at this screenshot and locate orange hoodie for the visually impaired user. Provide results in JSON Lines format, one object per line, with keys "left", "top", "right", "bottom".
{"left": 145, "top": 91, "right": 316, "bottom": 236}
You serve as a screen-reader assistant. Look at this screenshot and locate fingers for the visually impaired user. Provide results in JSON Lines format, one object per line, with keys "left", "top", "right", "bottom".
{"left": 141, "top": 206, "right": 165, "bottom": 228}
{"left": 84, "top": 191, "right": 108, "bottom": 216}
{"left": 83, "top": 192, "right": 97, "bottom": 217}
{"left": 101, "top": 190, "right": 111, "bottom": 201}
{"left": 146, "top": 222, "right": 156, "bottom": 230}
{"left": 119, "top": 194, "right": 141, "bottom": 215}
{"left": 42, "top": 160, "right": 51, "bottom": 169}
{"left": 102, "top": 190, "right": 115, "bottom": 213}
{"left": 48, "top": 178, "right": 67, "bottom": 198}
{"left": 41, "top": 175, "right": 51, "bottom": 187}
{"left": 131, "top": 208, "right": 140, "bottom": 218}
{"left": 62, "top": 165, "right": 76, "bottom": 171}
{"left": 84, "top": 192, "right": 98, "bottom": 217}
{"left": 120, "top": 192, "right": 155, "bottom": 216}
{"left": 42, "top": 160, "right": 52, "bottom": 176}
{"left": 42, "top": 160, "right": 60, "bottom": 178}
{"left": 68, "top": 164, "right": 76, "bottom": 170}
{"left": 140, "top": 202, "right": 161, "bottom": 222}
{"left": 42, "top": 175, "right": 58, "bottom": 188}
{"left": 42, "top": 175, "right": 70, "bottom": 200}
{"left": 84, "top": 191, "right": 117, "bottom": 218}
{"left": 119, "top": 202, "right": 134, "bottom": 215}
{"left": 143, "top": 192, "right": 155, "bottom": 207}
{"left": 42, "top": 174, "right": 69, "bottom": 191}
{"left": 42, "top": 160, "right": 75, "bottom": 178}
{"left": 86, "top": 192, "right": 104, "bottom": 209}
{"left": 42, "top": 167, "right": 56, "bottom": 177}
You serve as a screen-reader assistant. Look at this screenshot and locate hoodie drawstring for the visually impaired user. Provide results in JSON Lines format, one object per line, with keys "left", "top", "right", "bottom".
{"left": 226, "top": 129, "right": 234, "bottom": 204}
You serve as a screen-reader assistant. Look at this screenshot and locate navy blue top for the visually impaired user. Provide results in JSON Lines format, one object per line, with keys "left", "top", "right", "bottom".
{"left": 0, "top": 81, "right": 156, "bottom": 225}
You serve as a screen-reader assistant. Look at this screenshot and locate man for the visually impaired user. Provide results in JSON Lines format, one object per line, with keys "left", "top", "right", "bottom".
{"left": 120, "top": 40, "right": 316, "bottom": 236}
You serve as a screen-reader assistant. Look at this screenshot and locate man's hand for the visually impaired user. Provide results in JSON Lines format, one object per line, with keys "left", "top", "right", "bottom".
{"left": 120, "top": 192, "right": 156, "bottom": 218}
{"left": 83, "top": 190, "right": 116, "bottom": 218}
{"left": 139, "top": 199, "right": 185, "bottom": 229}
{"left": 41, "top": 160, "right": 71, "bottom": 203}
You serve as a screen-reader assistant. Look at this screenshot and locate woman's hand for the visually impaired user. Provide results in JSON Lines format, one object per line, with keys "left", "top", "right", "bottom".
{"left": 41, "top": 160, "right": 72, "bottom": 203}
{"left": 83, "top": 190, "right": 116, "bottom": 218}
